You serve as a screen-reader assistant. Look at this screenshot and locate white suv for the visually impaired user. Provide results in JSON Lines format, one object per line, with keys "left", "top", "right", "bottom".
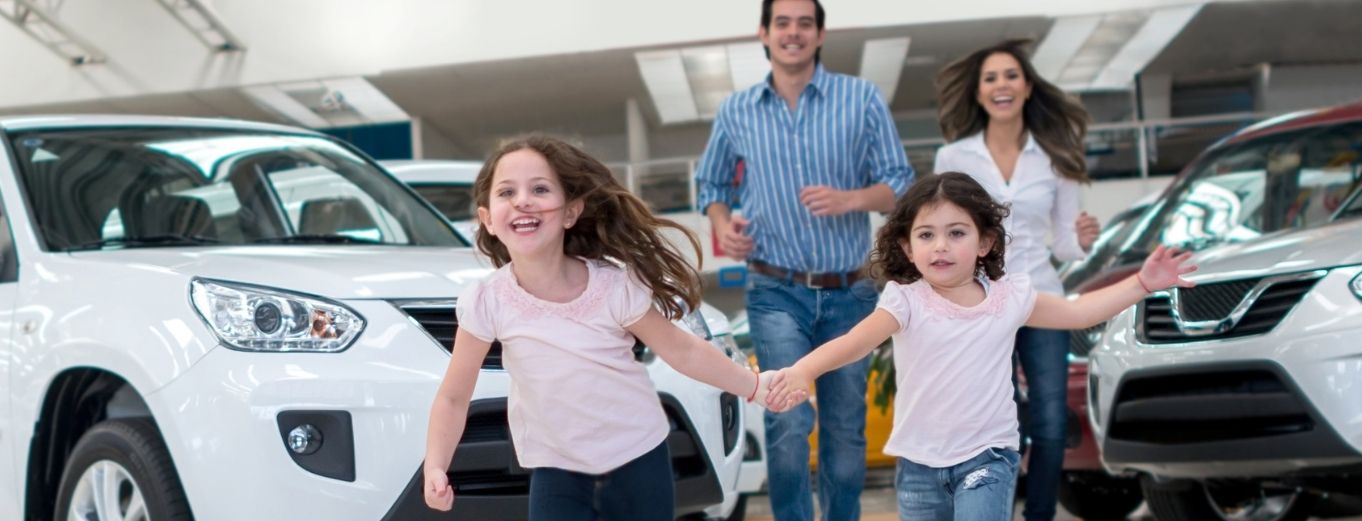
{"left": 0, "top": 116, "right": 747, "bottom": 521}
{"left": 1088, "top": 104, "right": 1362, "bottom": 520}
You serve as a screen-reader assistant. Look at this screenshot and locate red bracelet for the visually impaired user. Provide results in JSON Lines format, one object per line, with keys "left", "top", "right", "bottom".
{"left": 1136, "top": 273, "right": 1155, "bottom": 293}
{"left": 746, "top": 369, "right": 760, "bottom": 403}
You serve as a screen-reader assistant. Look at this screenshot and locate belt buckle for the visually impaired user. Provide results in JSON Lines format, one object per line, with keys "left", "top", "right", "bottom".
{"left": 803, "top": 271, "right": 823, "bottom": 289}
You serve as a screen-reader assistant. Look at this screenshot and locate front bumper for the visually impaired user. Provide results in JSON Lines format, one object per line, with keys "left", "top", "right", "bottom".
{"left": 150, "top": 300, "right": 742, "bottom": 520}
{"left": 1089, "top": 267, "right": 1362, "bottom": 478}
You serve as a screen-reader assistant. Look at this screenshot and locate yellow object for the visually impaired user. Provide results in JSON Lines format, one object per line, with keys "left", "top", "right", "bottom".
{"left": 809, "top": 364, "right": 896, "bottom": 469}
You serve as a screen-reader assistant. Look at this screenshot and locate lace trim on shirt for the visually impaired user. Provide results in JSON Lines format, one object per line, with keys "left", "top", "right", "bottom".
{"left": 492, "top": 260, "right": 614, "bottom": 319}
{"left": 907, "top": 275, "right": 1012, "bottom": 320}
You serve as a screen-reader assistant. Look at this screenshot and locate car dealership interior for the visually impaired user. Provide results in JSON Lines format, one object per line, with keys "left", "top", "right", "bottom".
{"left": 1, "top": 1, "right": 1361, "bottom": 520}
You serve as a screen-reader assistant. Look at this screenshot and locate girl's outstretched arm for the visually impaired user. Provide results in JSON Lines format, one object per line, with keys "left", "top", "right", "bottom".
{"left": 628, "top": 308, "right": 777, "bottom": 406}
{"left": 424, "top": 328, "right": 492, "bottom": 511}
{"left": 1028, "top": 245, "right": 1198, "bottom": 330}
{"left": 766, "top": 309, "right": 899, "bottom": 408}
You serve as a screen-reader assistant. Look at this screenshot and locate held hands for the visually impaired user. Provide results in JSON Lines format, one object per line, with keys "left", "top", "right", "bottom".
{"left": 764, "top": 366, "right": 812, "bottom": 412}
{"left": 423, "top": 466, "right": 454, "bottom": 511}
{"left": 800, "top": 186, "right": 857, "bottom": 217}
{"left": 1076, "top": 211, "right": 1101, "bottom": 252}
{"left": 1137, "top": 244, "right": 1198, "bottom": 292}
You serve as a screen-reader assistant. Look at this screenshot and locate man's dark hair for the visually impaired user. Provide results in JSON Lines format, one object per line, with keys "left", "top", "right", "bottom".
{"left": 760, "top": 0, "right": 824, "bottom": 64}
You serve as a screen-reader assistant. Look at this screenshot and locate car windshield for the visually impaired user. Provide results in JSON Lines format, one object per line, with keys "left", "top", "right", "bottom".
{"left": 1116, "top": 120, "right": 1362, "bottom": 260}
{"left": 8, "top": 127, "right": 465, "bottom": 251}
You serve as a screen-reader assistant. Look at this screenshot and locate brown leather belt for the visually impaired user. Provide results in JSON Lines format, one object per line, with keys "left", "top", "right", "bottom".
{"left": 748, "top": 260, "right": 865, "bottom": 289}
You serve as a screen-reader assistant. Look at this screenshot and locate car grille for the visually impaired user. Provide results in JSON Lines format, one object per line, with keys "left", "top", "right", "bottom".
{"left": 395, "top": 301, "right": 503, "bottom": 369}
{"left": 1138, "top": 273, "right": 1321, "bottom": 344}
{"left": 1107, "top": 369, "right": 1314, "bottom": 444}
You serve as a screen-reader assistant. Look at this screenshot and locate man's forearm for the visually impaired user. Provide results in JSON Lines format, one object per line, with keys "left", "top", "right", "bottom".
{"left": 705, "top": 202, "right": 734, "bottom": 229}
{"left": 853, "top": 184, "right": 898, "bottom": 213}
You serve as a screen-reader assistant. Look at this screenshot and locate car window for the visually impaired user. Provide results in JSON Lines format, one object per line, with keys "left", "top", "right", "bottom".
{"left": 1129, "top": 120, "right": 1362, "bottom": 254}
{"left": 8, "top": 128, "right": 462, "bottom": 251}
{"left": 411, "top": 184, "right": 476, "bottom": 221}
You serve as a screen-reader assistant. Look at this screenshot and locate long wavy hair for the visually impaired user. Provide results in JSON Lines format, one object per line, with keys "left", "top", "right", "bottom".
{"left": 472, "top": 135, "right": 701, "bottom": 319}
{"left": 870, "top": 172, "right": 1010, "bottom": 284}
{"left": 936, "top": 39, "right": 1091, "bottom": 182}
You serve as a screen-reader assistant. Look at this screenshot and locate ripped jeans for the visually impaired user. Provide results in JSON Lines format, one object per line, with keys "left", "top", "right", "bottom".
{"left": 894, "top": 448, "right": 1020, "bottom": 521}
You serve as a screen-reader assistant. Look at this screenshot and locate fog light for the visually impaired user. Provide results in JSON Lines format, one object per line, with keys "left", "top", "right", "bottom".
{"left": 288, "top": 424, "right": 322, "bottom": 454}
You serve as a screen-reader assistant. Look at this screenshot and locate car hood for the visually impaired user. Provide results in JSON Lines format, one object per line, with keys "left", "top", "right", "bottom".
{"left": 69, "top": 246, "right": 495, "bottom": 300}
{"left": 1188, "top": 218, "right": 1362, "bottom": 282}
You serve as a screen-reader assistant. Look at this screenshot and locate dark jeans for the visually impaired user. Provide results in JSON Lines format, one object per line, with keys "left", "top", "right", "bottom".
{"left": 527, "top": 441, "right": 673, "bottom": 521}
{"left": 747, "top": 271, "right": 879, "bottom": 521}
{"left": 1014, "top": 327, "right": 1070, "bottom": 521}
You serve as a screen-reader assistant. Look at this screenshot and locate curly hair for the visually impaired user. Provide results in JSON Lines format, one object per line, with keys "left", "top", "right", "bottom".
{"left": 935, "top": 39, "right": 1091, "bottom": 183}
{"left": 471, "top": 135, "right": 701, "bottom": 319}
{"left": 870, "top": 172, "right": 1010, "bottom": 284}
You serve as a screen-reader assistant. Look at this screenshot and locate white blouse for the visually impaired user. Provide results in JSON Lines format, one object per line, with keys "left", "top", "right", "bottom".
{"left": 933, "top": 132, "right": 1086, "bottom": 294}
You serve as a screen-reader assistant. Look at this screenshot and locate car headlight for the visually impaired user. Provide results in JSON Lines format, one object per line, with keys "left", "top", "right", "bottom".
{"left": 190, "top": 279, "right": 365, "bottom": 353}
{"left": 1351, "top": 271, "right": 1362, "bottom": 302}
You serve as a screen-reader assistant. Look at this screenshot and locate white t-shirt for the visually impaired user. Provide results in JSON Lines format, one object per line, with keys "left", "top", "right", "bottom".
{"left": 455, "top": 259, "right": 669, "bottom": 474}
{"left": 877, "top": 274, "right": 1037, "bottom": 467}
{"left": 934, "top": 132, "right": 1086, "bottom": 294}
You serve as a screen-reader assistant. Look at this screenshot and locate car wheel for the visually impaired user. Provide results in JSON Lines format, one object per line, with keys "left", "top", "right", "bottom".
{"left": 1141, "top": 476, "right": 1315, "bottom": 521}
{"left": 54, "top": 419, "right": 193, "bottom": 521}
{"left": 1056, "top": 471, "right": 1142, "bottom": 520}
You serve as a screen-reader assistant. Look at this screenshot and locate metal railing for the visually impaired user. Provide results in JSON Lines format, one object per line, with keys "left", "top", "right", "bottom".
{"left": 606, "top": 111, "right": 1283, "bottom": 214}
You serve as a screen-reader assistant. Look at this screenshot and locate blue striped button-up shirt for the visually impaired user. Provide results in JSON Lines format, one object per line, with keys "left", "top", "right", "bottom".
{"left": 696, "top": 65, "right": 914, "bottom": 273}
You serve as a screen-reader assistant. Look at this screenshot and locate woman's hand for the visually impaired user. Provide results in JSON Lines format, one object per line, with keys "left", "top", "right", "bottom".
{"left": 424, "top": 466, "right": 455, "bottom": 511}
{"left": 1137, "top": 245, "right": 1198, "bottom": 292}
{"left": 1076, "top": 211, "right": 1101, "bottom": 252}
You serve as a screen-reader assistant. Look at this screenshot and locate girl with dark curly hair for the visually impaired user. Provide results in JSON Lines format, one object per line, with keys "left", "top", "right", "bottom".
{"left": 935, "top": 39, "right": 1104, "bottom": 520}
{"left": 768, "top": 172, "right": 1197, "bottom": 521}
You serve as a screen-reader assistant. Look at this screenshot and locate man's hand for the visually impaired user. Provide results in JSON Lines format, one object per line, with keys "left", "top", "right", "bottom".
{"left": 1076, "top": 211, "right": 1101, "bottom": 252}
{"left": 424, "top": 466, "right": 455, "bottom": 511}
{"left": 717, "top": 215, "right": 754, "bottom": 261}
{"left": 800, "top": 186, "right": 859, "bottom": 217}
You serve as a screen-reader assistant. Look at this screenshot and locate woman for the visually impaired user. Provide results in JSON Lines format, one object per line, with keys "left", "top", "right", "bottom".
{"left": 932, "top": 39, "right": 1101, "bottom": 521}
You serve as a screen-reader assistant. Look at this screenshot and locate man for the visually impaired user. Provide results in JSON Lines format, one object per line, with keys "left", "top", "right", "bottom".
{"left": 695, "top": 1, "right": 914, "bottom": 519}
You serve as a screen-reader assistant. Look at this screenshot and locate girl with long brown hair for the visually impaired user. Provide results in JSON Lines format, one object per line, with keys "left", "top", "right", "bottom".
{"left": 934, "top": 39, "right": 1102, "bottom": 521}
{"left": 423, "top": 135, "right": 784, "bottom": 520}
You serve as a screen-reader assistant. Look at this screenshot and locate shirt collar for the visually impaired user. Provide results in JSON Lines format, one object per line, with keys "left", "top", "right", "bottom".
{"left": 757, "top": 64, "right": 829, "bottom": 105}
{"left": 960, "top": 130, "right": 1043, "bottom": 155}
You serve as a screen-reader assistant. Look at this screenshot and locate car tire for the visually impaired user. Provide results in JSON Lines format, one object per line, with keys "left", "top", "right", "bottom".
{"left": 1056, "top": 471, "right": 1142, "bottom": 520}
{"left": 54, "top": 418, "right": 193, "bottom": 521}
{"left": 1141, "top": 475, "right": 1315, "bottom": 521}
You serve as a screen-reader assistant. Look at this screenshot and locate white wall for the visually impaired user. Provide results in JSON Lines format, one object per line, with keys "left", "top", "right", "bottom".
{"left": 0, "top": 0, "right": 1213, "bottom": 108}
{"left": 1264, "top": 64, "right": 1362, "bottom": 114}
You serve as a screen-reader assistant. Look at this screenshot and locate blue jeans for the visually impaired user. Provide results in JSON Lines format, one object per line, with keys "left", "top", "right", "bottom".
{"left": 895, "top": 448, "right": 1021, "bottom": 521}
{"left": 527, "top": 441, "right": 673, "bottom": 521}
{"left": 747, "top": 271, "right": 877, "bottom": 521}
{"left": 1014, "top": 327, "right": 1070, "bottom": 521}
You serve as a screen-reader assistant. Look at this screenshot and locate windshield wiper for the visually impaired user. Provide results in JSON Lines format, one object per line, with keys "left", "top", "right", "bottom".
{"left": 251, "top": 234, "right": 379, "bottom": 245}
{"left": 67, "top": 234, "right": 220, "bottom": 251}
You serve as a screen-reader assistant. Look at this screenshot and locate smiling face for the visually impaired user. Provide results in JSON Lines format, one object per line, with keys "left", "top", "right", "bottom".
{"left": 476, "top": 149, "right": 582, "bottom": 261}
{"left": 901, "top": 201, "right": 995, "bottom": 288}
{"left": 976, "top": 51, "right": 1032, "bottom": 124}
{"left": 759, "top": 0, "right": 824, "bottom": 70}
